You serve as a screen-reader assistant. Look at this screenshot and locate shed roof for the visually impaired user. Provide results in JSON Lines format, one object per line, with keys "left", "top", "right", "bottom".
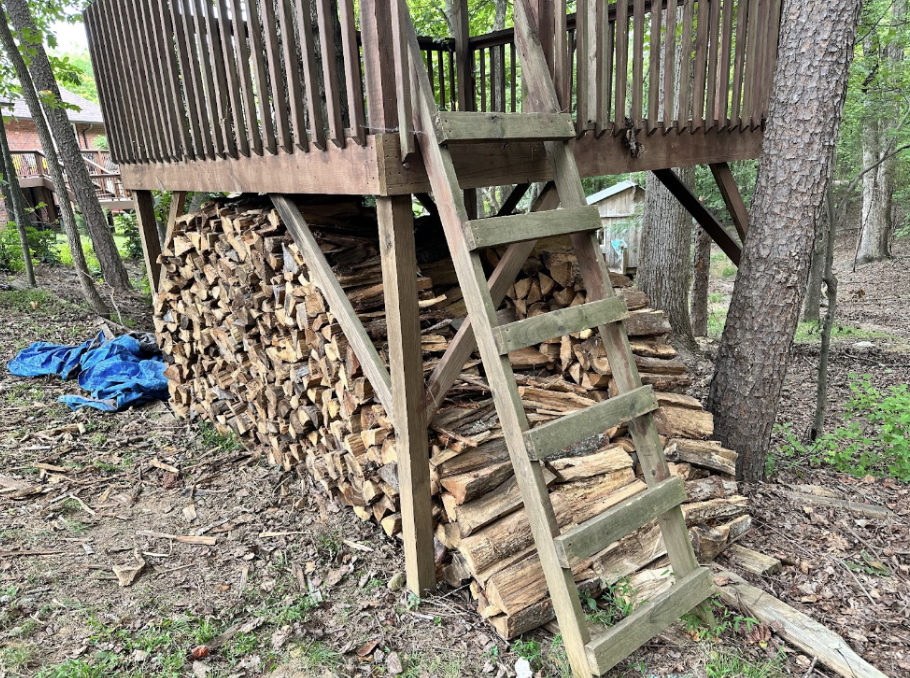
{"left": 586, "top": 180, "right": 641, "bottom": 205}
{"left": 2, "top": 87, "right": 105, "bottom": 125}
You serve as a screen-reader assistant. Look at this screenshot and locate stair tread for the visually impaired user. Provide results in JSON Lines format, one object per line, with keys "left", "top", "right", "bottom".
{"left": 524, "top": 385, "right": 659, "bottom": 461}
{"left": 586, "top": 567, "right": 714, "bottom": 675}
{"left": 434, "top": 111, "right": 576, "bottom": 144}
{"left": 554, "top": 476, "right": 686, "bottom": 567}
{"left": 494, "top": 297, "right": 629, "bottom": 354}
{"left": 464, "top": 205, "right": 601, "bottom": 250}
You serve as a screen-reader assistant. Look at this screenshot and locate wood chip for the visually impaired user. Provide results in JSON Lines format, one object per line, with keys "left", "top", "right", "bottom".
{"left": 150, "top": 459, "right": 180, "bottom": 474}
{"left": 136, "top": 530, "right": 217, "bottom": 546}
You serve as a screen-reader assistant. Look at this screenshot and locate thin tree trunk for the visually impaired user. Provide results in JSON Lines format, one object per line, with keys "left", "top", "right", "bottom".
{"left": 638, "top": 168, "right": 697, "bottom": 351}
{"left": 812, "top": 184, "right": 837, "bottom": 439}
{"left": 707, "top": 0, "right": 861, "bottom": 482}
{"left": 6, "top": 0, "right": 131, "bottom": 290}
{"left": 0, "top": 112, "right": 36, "bottom": 287}
{"left": 0, "top": 9, "right": 108, "bottom": 315}
{"left": 691, "top": 227, "right": 711, "bottom": 336}
{"left": 802, "top": 207, "right": 826, "bottom": 323}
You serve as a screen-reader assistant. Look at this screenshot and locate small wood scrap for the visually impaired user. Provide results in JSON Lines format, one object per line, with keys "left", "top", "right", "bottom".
{"left": 714, "top": 570, "right": 892, "bottom": 678}
{"left": 136, "top": 530, "right": 217, "bottom": 546}
{"left": 153, "top": 197, "right": 751, "bottom": 639}
{"left": 725, "top": 544, "right": 782, "bottom": 576}
{"left": 779, "top": 487, "right": 895, "bottom": 520}
{"left": 112, "top": 554, "right": 146, "bottom": 587}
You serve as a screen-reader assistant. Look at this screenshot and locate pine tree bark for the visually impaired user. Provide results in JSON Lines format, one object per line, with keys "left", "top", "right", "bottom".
{"left": 638, "top": 168, "right": 697, "bottom": 351}
{"left": 0, "top": 111, "right": 36, "bottom": 287}
{"left": 707, "top": 0, "right": 861, "bottom": 482}
{"left": 0, "top": 8, "right": 108, "bottom": 315}
{"left": 691, "top": 227, "right": 711, "bottom": 336}
{"left": 6, "top": 0, "right": 131, "bottom": 290}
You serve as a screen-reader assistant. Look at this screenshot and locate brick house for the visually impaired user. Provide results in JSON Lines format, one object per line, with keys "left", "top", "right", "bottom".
{"left": 2, "top": 87, "right": 126, "bottom": 225}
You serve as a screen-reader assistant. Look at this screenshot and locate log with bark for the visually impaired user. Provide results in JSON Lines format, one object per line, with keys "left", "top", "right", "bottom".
{"left": 154, "top": 196, "right": 749, "bottom": 639}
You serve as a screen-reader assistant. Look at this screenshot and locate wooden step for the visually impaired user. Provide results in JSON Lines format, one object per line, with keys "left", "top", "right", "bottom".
{"left": 464, "top": 205, "right": 601, "bottom": 250}
{"left": 434, "top": 111, "right": 576, "bottom": 145}
{"left": 554, "top": 477, "right": 686, "bottom": 568}
{"left": 493, "top": 297, "right": 629, "bottom": 354}
{"left": 524, "top": 385, "right": 658, "bottom": 460}
{"left": 585, "top": 567, "right": 715, "bottom": 675}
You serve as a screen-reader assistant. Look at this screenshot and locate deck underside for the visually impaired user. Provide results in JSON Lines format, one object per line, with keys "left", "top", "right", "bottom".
{"left": 119, "top": 128, "right": 764, "bottom": 196}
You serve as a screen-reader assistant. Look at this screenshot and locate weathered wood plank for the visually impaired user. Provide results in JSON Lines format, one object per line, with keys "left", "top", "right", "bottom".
{"left": 278, "top": 0, "right": 307, "bottom": 151}
{"left": 465, "top": 205, "right": 601, "bottom": 250}
{"left": 647, "top": 2, "right": 662, "bottom": 130}
{"left": 339, "top": 0, "right": 366, "bottom": 145}
{"left": 613, "top": 0, "right": 629, "bottom": 132}
{"left": 296, "top": 0, "right": 326, "bottom": 151}
{"left": 554, "top": 476, "right": 686, "bottom": 568}
{"left": 434, "top": 111, "right": 575, "bottom": 144}
{"left": 261, "top": 0, "right": 291, "bottom": 153}
{"left": 662, "top": 0, "right": 678, "bottom": 126}
{"left": 270, "top": 195, "right": 393, "bottom": 412}
{"left": 377, "top": 195, "right": 435, "bottom": 595}
{"left": 709, "top": 162, "right": 748, "bottom": 240}
{"left": 227, "top": 0, "right": 257, "bottom": 155}
{"left": 133, "top": 190, "right": 162, "bottom": 294}
{"left": 715, "top": 571, "right": 892, "bottom": 678}
{"left": 246, "top": 0, "right": 277, "bottom": 154}
{"left": 171, "top": 0, "right": 207, "bottom": 158}
{"left": 631, "top": 0, "right": 645, "bottom": 129}
{"left": 203, "top": 0, "right": 237, "bottom": 158}
{"left": 493, "top": 297, "right": 629, "bottom": 354}
{"left": 678, "top": 0, "right": 695, "bottom": 126}
{"left": 316, "top": 0, "right": 345, "bottom": 147}
{"left": 524, "top": 385, "right": 658, "bottom": 461}
{"left": 191, "top": 0, "right": 226, "bottom": 157}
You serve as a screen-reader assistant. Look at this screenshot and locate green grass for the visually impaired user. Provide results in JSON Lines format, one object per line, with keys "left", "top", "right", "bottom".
{"left": 793, "top": 321, "right": 896, "bottom": 344}
{"left": 705, "top": 649, "right": 785, "bottom": 677}
{"left": 197, "top": 421, "right": 243, "bottom": 453}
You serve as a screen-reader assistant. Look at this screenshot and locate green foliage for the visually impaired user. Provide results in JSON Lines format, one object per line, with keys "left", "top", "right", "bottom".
{"left": 92, "top": 135, "right": 108, "bottom": 150}
{"left": 115, "top": 212, "right": 144, "bottom": 260}
{"left": 705, "top": 649, "right": 785, "bottom": 678}
{"left": 680, "top": 596, "right": 758, "bottom": 642}
{"left": 197, "top": 421, "right": 243, "bottom": 453}
{"left": 510, "top": 638, "right": 543, "bottom": 669}
{"left": 776, "top": 373, "right": 910, "bottom": 481}
{"left": 0, "top": 222, "right": 59, "bottom": 272}
{"left": 585, "top": 577, "right": 637, "bottom": 627}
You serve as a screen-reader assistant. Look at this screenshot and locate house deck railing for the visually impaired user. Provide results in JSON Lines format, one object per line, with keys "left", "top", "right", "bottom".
{"left": 84, "top": 0, "right": 781, "bottom": 174}
{"left": 11, "top": 149, "right": 128, "bottom": 203}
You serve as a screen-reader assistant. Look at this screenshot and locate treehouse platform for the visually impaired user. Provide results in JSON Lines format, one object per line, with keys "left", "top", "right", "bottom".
{"left": 85, "top": 1, "right": 781, "bottom": 674}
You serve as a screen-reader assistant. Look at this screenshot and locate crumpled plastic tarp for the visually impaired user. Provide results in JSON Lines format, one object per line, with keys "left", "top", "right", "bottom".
{"left": 8, "top": 331, "right": 169, "bottom": 412}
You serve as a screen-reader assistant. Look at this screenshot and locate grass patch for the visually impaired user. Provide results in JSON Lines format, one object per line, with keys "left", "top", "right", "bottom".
{"left": 705, "top": 649, "right": 785, "bottom": 677}
{"left": 793, "top": 321, "right": 896, "bottom": 344}
{"left": 197, "top": 421, "right": 243, "bottom": 453}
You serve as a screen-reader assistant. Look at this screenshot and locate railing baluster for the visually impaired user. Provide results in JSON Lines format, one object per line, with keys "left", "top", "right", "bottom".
{"left": 136, "top": 0, "right": 173, "bottom": 159}
{"left": 246, "top": 0, "right": 278, "bottom": 154}
{"left": 125, "top": 0, "right": 166, "bottom": 160}
{"left": 278, "top": 0, "right": 308, "bottom": 151}
{"left": 171, "top": 0, "right": 207, "bottom": 159}
{"left": 678, "top": 0, "right": 695, "bottom": 131}
{"left": 553, "top": 0, "right": 568, "bottom": 109}
{"left": 204, "top": 0, "right": 238, "bottom": 158}
{"left": 480, "top": 48, "right": 487, "bottom": 112}
{"left": 663, "top": 0, "right": 678, "bottom": 129}
{"left": 191, "top": 0, "right": 226, "bottom": 157}
{"left": 762, "top": 0, "right": 782, "bottom": 122}
{"left": 390, "top": 0, "right": 413, "bottom": 158}
{"left": 110, "top": 0, "right": 154, "bottom": 160}
{"left": 230, "top": 0, "right": 261, "bottom": 155}
{"left": 742, "top": 0, "right": 761, "bottom": 129}
{"left": 647, "top": 1, "right": 662, "bottom": 132}
{"left": 153, "top": 0, "right": 192, "bottom": 159}
{"left": 613, "top": 0, "right": 628, "bottom": 133}
{"left": 731, "top": 0, "right": 749, "bottom": 128}
{"left": 595, "top": 4, "right": 613, "bottom": 136}
{"left": 261, "top": 0, "right": 291, "bottom": 152}
{"left": 705, "top": 0, "right": 722, "bottom": 130}
{"left": 716, "top": 0, "right": 735, "bottom": 128}
{"left": 510, "top": 41, "right": 517, "bottom": 113}
{"left": 315, "top": 0, "right": 344, "bottom": 147}
{"left": 339, "top": 0, "right": 366, "bottom": 145}
{"left": 217, "top": 0, "right": 250, "bottom": 157}
{"left": 296, "top": 0, "right": 326, "bottom": 151}
{"left": 692, "top": 0, "right": 709, "bottom": 131}
{"left": 84, "top": 6, "right": 129, "bottom": 163}
{"left": 631, "top": 0, "right": 644, "bottom": 130}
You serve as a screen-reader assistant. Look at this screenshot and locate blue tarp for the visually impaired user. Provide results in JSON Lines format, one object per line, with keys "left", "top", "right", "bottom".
{"left": 8, "top": 332, "right": 169, "bottom": 412}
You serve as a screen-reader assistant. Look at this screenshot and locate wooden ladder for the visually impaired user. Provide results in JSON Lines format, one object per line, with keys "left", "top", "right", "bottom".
{"left": 401, "top": 2, "right": 714, "bottom": 676}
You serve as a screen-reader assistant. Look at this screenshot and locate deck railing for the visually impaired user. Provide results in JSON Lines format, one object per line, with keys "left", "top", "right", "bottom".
{"left": 10, "top": 149, "right": 128, "bottom": 203}
{"left": 84, "top": 0, "right": 780, "bottom": 167}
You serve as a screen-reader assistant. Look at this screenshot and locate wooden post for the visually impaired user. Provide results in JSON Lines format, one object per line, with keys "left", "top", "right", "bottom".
{"left": 132, "top": 189, "right": 161, "bottom": 294}
{"left": 359, "top": 0, "right": 398, "bottom": 137}
{"left": 452, "top": 0, "right": 470, "bottom": 112}
{"left": 709, "top": 162, "right": 748, "bottom": 241}
{"left": 377, "top": 195, "right": 436, "bottom": 595}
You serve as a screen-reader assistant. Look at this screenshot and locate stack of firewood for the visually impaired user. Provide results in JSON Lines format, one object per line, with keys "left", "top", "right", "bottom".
{"left": 154, "top": 197, "right": 749, "bottom": 638}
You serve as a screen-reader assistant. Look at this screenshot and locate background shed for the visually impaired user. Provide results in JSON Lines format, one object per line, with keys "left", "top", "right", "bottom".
{"left": 588, "top": 180, "right": 645, "bottom": 274}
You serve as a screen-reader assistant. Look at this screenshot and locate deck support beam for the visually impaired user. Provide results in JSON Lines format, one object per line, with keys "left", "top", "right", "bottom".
{"left": 377, "top": 194, "right": 436, "bottom": 595}
{"left": 709, "top": 161, "right": 749, "bottom": 241}
{"left": 651, "top": 168, "right": 742, "bottom": 265}
{"left": 132, "top": 189, "right": 162, "bottom": 294}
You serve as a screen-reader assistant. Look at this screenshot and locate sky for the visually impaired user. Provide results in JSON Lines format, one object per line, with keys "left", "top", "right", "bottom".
{"left": 51, "top": 19, "right": 88, "bottom": 52}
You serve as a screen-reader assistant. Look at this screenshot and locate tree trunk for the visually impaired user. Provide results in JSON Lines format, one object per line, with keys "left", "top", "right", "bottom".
{"left": 812, "top": 184, "right": 837, "bottom": 439}
{"left": 707, "top": 0, "right": 861, "bottom": 482}
{"left": 0, "top": 9, "right": 108, "bottom": 315}
{"left": 855, "top": 1, "right": 904, "bottom": 266}
{"left": 0, "top": 112, "right": 36, "bottom": 287}
{"left": 6, "top": 0, "right": 131, "bottom": 290}
{"left": 638, "top": 168, "right": 697, "bottom": 351}
{"left": 802, "top": 207, "right": 826, "bottom": 323}
{"left": 691, "top": 227, "right": 711, "bottom": 336}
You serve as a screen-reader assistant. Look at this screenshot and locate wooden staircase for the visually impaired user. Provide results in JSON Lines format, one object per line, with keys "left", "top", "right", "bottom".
{"left": 402, "top": 1, "right": 714, "bottom": 676}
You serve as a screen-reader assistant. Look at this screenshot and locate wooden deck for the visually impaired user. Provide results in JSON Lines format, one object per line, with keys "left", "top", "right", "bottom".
{"left": 11, "top": 149, "right": 132, "bottom": 210}
{"left": 84, "top": 0, "right": 780, "bottom": 197}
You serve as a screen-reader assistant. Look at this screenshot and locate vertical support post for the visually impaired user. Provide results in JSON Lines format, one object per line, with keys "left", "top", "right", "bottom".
{"left": 377, "top": 195, "right": 436, "bottom": 595}
{"left": 452, "top": 0, "right": 471, "bottom": 112}
{"left": 359, "top": 0, "right": 398, "bottom": 137}
{"left": 163, "top": 191, "right": 187, "bottom": 252}
{"left": 132, "top": 189, "right": 161, "bottom": 294}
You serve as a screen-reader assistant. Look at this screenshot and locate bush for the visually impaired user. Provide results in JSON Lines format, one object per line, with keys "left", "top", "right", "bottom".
{"left": 0, "top": 223, "right": 60, "bottom": 272}
{"left": 778, "top": 373, "right": 910, "bottom": 481}
{"left": 115, "top": 212, "right": 144, "bottom": 260}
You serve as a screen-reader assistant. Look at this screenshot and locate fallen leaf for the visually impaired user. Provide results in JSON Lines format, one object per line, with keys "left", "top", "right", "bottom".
{"left": 356, "top": 639, "right": 380, "bottom": 658}
{"left": 190, "top": 646, "right": 210, "bottom": 659}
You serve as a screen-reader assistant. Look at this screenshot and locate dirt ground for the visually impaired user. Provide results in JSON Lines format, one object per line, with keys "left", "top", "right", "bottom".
{"left": 1, "top": 232, "right": 908, "bottom": 678}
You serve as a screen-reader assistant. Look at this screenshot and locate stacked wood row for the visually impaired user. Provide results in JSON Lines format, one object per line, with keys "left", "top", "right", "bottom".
{"left": 154, "top": 197, "right": 750, "bottom": 639}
